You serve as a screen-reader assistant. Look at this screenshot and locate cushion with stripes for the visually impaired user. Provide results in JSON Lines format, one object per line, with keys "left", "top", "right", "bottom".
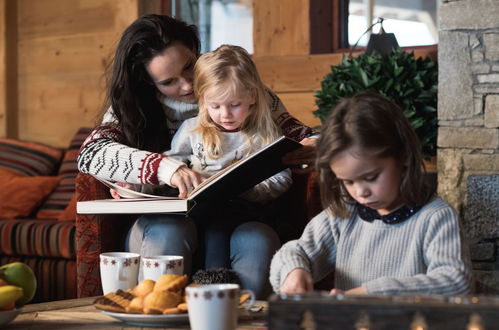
{"left": 36, "top": 127, "right": 93, "bottom": 220}
{"left": 0, "top": 138, "right": 63, "bottom": 176}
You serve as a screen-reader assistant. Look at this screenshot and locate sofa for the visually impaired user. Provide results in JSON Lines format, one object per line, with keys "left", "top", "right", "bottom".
{"left": 0, "top": 127, "right": 93, "bottom": 302}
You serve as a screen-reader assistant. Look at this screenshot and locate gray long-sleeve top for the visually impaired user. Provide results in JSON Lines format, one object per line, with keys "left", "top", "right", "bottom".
{"left": 270, "top": 197, "right": 472, "bottom": 295}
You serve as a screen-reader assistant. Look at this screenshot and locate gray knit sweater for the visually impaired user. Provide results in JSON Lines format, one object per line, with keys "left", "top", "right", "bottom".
{"left": 270, "top": 197, "right": 472, "bottom": 295}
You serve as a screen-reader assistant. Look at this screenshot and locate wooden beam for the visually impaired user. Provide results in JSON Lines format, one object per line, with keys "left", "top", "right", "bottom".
{"left": 0, "top": 0, "right": 17, "bottom": 138}
{"left": 255, "top": 48, "right": 437, "bottom": 93}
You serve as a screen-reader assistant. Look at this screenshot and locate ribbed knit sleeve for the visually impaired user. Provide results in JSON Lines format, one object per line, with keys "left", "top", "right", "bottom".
{"left": 269, "top": 210, "right": 339, "bottom": 292}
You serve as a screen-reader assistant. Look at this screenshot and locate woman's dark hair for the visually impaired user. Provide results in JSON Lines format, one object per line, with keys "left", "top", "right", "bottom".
{"left": 316, "top": 92, "right": 433, "bottom": 218}
{"left": 105, "top": 14, "right": 199, "bottom": 152}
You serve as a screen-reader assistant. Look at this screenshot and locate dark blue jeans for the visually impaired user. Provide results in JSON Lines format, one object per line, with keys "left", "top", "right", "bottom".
{"left": 125, "top": 209, "right": 280, "bottom": 299}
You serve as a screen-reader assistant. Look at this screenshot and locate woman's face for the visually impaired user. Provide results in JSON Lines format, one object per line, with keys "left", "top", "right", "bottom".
{"left": 145, "top": 42, "right": 197, "bottom": 104}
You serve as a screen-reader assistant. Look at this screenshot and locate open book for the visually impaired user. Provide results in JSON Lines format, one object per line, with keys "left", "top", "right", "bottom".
{"left": 76, "top": 136, "right": 302, "bottom": 214}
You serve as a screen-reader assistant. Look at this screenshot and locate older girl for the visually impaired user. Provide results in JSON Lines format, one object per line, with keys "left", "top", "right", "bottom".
{"left": 270, "top": 92, "right": 472, "bottom": 295}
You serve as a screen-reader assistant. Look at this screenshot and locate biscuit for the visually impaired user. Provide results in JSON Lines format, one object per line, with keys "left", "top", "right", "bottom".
{"left": 143, "top": 290, "right": 183, "bottom": 314}
{"left": 154, "top": 274, "right": 188, "bottom": 293}
{"left": 94, "top": 289, "right": 134, "bottom": 313}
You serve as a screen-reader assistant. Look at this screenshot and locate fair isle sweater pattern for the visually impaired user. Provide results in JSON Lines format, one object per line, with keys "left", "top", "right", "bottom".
{"left": 77, "top": 90, "right": 313, "bottom": 185}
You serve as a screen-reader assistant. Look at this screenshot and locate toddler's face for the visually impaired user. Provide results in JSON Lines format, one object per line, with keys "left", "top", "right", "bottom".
{"left": 330, "top": 145, "right": 403, "bottom": 215}
{"left": 204, "top": 88, "right": 254, "bottom": 131}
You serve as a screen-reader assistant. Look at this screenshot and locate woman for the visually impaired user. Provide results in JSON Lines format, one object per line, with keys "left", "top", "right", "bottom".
{"left": 77, "top": 14, "right": 316, "bottom": 298}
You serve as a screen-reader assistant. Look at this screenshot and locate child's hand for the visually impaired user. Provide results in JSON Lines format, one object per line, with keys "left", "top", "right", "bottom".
{"left": 171, "top": 166, "right": 204, "bottom": 198}
{"left": 280, "top": 268, "right": 313, "bottom": 294}
{"left": 330, "top": 286, "right": 367, "bottom": 295}
{"left": 282, "top": 137, "right": 317, "bottom": 174}
{"left": 110, "top": 182, "right": 133, "bottom": 199}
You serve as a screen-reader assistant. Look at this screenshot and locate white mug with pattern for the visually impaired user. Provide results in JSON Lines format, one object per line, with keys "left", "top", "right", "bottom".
{"left": 141, "top": 255, "right": 184, "bottom": 281}
{"left": 99, "top": 252, "right": 140, "bottom": 294}
{"left": 186, "top": 283, "right": 255, "bottom": 330}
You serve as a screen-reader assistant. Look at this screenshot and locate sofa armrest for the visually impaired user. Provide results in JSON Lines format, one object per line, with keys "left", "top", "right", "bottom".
{"left": 75, "top": 173, "right": 134, "bottom": 297}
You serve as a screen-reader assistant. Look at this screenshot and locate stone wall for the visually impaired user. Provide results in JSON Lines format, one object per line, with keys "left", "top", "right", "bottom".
{"left": 439, "top": 0, "right": 499, "bottom": 294}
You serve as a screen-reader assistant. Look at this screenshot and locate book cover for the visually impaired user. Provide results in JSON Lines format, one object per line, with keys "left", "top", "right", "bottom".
{"left": 76, "top": 136, "right": 302, "bottom": 215}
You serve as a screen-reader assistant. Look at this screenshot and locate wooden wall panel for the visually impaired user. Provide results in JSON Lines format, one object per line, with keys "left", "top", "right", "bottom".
{"left": 277, "top": 92, "right": 321, "bottom": 129}
{"left": 16, "top": 0, "right": 140, "bottom": 147}
{"left": 253, "top": 0, "right": 310, "bottom": 56}
{"left": 0, "top": 0, "right": 6, "bottom": 137}
{"left": 256, "top": 49, "right": 437, "bottom": 129}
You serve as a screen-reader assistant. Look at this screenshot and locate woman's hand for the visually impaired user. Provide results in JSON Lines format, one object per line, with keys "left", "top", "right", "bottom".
{"left": 280, "top": 268, "right": 314, "bottom": 294}
{"left": 110, "top": 182, "right": 133, "bottom": 199}
{"left": 282, "top": 137, "right": 317, "bottom": 174}
{"left": 171, "top": 166, "right": 204, "bottom": 198}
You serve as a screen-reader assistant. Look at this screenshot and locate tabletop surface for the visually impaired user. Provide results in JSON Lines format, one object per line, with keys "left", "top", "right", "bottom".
{"left": 6, "top": 297, "right": 268, "bottom": 330}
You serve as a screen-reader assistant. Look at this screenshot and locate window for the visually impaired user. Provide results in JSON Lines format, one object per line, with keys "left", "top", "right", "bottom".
{"left": 348, "top": 0, "right": 438, "bottom": 47}
{"left": 172, "top": 0, "right": 253, "bottom": 53}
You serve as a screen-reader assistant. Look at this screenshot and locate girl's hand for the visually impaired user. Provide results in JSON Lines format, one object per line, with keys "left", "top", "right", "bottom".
{"left": 282, "top": 137, "right": 317, "bottom": 174}
{"left": 171, "top": 166, "right": 203, "bottom": 198}
{"left": 330, "top": 285, "right": 367, "bottom": 295}
{"left": 280, "top": 268, "right": 313, "bottom": 294}
{"left": 110, "top": 182, "right": 133, "bottom": 199}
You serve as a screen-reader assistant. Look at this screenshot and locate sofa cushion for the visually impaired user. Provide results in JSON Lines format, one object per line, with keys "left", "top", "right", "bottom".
{"left": 0, "top": 168, "right": 60, "bottom": 219}
{"left": 0, "top": 219, "right": 76, "bottom": 259}
{"left": 0, "top": 137, "right": 63, "bottom": 176}
{"left": 37, "top": 127, "right": 93, "bottom": 220}
{"left": 0, "top": 255, "right": 76, "bottom": 303}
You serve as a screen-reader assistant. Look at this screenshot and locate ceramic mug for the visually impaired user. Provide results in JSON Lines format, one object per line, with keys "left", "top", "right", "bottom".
{"left": 186, "top": 283, "right": 255, "bottom": 330}
{"left": 141, "top": 255, "right": 184, "bottom": 281}
{"left": 99, "top": 252, "right": 140, "bottom": 294}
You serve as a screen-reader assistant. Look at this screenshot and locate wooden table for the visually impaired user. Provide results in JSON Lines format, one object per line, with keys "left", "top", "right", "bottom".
{"left": 6, "top": 297, "right": 268, "bottom": 329}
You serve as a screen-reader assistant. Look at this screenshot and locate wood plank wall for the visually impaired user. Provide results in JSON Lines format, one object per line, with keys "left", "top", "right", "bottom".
{"left": 0, "top": 0, "right": 436, "bottom": 147}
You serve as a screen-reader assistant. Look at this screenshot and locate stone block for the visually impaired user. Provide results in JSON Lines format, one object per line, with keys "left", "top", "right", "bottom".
{"left": 483, "top": 33, "right": 499, "bottom": 61}
{"left": 463, "top": 175, "right": 499, "bottom": 240}
{"left": 472, "top": 261, "right": 495, "bottom": 271}
{"left": 474, "top": 84, "right": 499, "bottom": 94}
{"left": 471, "top": 63, "right": 489, "bottom": 74}
{"left": 469, "top": 34, "right": 481, "bottom": 49}
{"left": 438, "top": 127, "right": 499, "bottom": 149}
{"left": 470, "top": 241, "right": 495, "bottom": 261}
{"left": 437, "top": 149, "right": 464, "bottom": 212}
{"left": 484, "top": 95, "right": 499, "bottom": 127}
{"left": 473, "top": 270, "right": 499, "bottom": 294}
{"left": 438, "top": 31, "right": 474, "bottom": 120}
{"left": 492, "top": 65, "right": 499, "bottom": 72}
{"left": 474, "top": 96, "right": 483, "bottom": 116}
{"left": 477, "top": 73, "right": 499, "bottom": 84}
{"left": 440, "top": 0, "right": 499, "bottom": 30}
{"left": 463, "top": 154, "right": 499, "bottom": 171}
{"left": 471, "top": 49, "right": 484, "bottom": 63}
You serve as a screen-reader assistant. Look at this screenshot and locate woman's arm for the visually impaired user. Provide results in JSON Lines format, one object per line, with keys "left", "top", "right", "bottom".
{"left": 77, "top": 124, "right": 185, "bottom": 185}
{"left": 239, "top": 169, "right": 292, "bottom": 203}
{"left": 266, "top": 89, "right": 318, "bottom": 172}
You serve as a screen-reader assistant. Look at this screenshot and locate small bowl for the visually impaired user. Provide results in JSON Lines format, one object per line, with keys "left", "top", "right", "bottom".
{"left": 0, "top": 308, "right": 21, "bottom": 326}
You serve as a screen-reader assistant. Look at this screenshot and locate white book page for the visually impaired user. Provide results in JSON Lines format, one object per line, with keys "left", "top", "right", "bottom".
{"left": 92, "top": 175, "right": 180, "bottom": 199}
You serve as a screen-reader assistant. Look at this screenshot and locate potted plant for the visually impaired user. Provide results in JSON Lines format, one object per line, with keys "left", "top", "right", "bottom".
{"left": 313, "top": 48, "right": 438, "bottom": 159}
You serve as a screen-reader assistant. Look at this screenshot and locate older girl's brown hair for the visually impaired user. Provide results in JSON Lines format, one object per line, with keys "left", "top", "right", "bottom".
{"left": 316, "top": 92, "right": 434, "bottom": 218}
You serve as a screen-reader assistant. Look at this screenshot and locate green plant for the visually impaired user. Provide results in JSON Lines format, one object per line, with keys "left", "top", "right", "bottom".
{"left": 314, "top": 48, "right": 438, "bottom": 158}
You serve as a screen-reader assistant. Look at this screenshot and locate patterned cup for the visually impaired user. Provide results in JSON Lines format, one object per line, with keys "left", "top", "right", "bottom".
{"left": 186, "top": 284, "right": 255, "bottom": 330}
{"left": 99, "top": 252, "right": 140, "bottom": 294}
{"left": 141, "top": 255, "right": 184, "bottom": 281}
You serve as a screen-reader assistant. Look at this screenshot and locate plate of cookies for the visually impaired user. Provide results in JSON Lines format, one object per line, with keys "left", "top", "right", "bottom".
{"left": 94, "top": 274, "right": 190, "bottom": 326}
{"left": 94, "top": 272, "right": 255, "bottom": 327}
